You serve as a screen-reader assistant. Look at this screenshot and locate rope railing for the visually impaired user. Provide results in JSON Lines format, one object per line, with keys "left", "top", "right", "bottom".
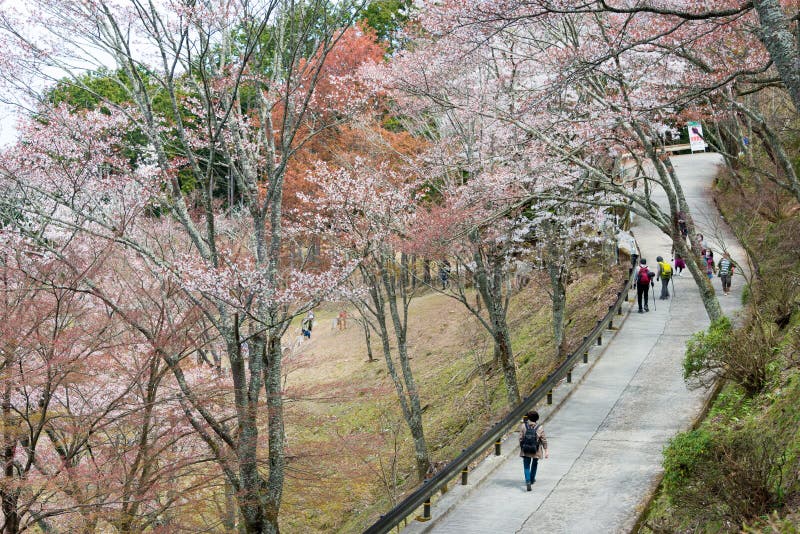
{"left": 364, "top": 266, "right": 636, "bottom": 534}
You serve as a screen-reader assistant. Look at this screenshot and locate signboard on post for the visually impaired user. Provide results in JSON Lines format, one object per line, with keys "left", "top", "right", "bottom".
{"left": 687, "top": 121, "right": 706, "bottom": 152}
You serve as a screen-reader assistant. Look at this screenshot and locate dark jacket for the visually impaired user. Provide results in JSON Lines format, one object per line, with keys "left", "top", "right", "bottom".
{"left": 519, "top": 422, "right": 548, "bottom": 459}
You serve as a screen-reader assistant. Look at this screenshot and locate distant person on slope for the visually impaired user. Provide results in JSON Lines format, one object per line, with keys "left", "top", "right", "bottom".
{"left": 519, "top": 410, "right": 548, "bottom": 492}
{"left": 439, "top": 259, "right": 451, "bottom": 289}
{"left": 656, "top": 256, "right": 672, "bottom": 300}
{"left": 636, "top": 258, "right": 655, "bottom": 313}
{"left": 717, "top": 252, "right": 735, "bottom": 296}
{"left": 301, "top": 310, "right": 315, "bottom": 339}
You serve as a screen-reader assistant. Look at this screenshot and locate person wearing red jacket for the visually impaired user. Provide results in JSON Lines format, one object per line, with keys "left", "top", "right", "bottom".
{"left": 636, "top": 258, "right": 654, "bottom": 313}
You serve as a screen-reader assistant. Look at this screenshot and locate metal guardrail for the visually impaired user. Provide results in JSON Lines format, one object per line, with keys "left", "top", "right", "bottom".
{"left": 364, "top": 266, "right": 636, "bottom": 534}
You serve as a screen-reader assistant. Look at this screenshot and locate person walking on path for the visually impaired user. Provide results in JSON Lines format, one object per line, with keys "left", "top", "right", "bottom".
{"left": 696, "top": 233, "right": 709, "bottom": 255}
{"left": 717, "top": 252, "right": 735, "bottom": 296}
{"left": 656, "top": 256, "right": 672, "bottom": 300}
{"left": 519, "top": 410, "right": 548, "bottom": 492}
{"left": 625, "top": 232, "right": 639, "bottom": 268}
{"left": 676, "top": 211, "right": 688, "bottom": 242}
{"left": 636, "top": 258, "right": 654, "bottom": 313}
{"left": 705, "top": 250, "right": 715, "bottom": 280}
{"left": 674, "top": 254, "right": 686, "bottom": 276}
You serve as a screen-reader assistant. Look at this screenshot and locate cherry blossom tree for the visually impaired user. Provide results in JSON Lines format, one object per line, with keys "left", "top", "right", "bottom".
{"left": 378, "top": 1, "right": 734, "bottom": 320}
{"left": 436, "top": 1, "right": 800, "bottom": 205}
{"left": 406, "top": 183, "right": 528, "bottom": 407}
{"left": 444, "top": 1, "right": 800, "bottom": 113}
{"left": 0, "top": 1, "right": 374, "bottom": 532}
{"left": 301, "top": 157, "right": 432, "bottom": 480}
{"left": 0, "top": 235, "right": 218, "bottom": 533}
{"left": 516, "top": 200, "right": 609, "bottom": 358}
{"left": 366, "top": 5, "right": 629, "bottom": 403}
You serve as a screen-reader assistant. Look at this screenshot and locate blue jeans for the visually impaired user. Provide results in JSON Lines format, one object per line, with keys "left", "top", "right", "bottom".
{"left": 523, "top": 457, "right": 539, "bottom": 483}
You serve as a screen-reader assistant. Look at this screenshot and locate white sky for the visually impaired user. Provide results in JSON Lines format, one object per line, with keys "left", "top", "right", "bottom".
{"left": 0, "top": 104, "right": 18, "bottom": 147}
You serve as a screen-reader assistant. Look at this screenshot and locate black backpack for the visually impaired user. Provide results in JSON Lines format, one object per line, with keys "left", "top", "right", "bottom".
{"left": 520, "top": 422, "right": 539, "bottom": 454}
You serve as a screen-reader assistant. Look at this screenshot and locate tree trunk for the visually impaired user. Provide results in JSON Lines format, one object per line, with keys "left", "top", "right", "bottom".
{"left": 548, "top": 266, "right": 567, "bottom": 359}
{"left": 673, "top": 239, "right": 723, "bottom": 321}
{"left": 410, "top": 254, "right": 417, "bottom": 290}
{"left": 1, "top": 359, "right": 19, "bottom": 534}
{"left": 472, "top": 243, "right": 521, "bottom": 406}
{"left": 227, "top": 315, "right": 278, "bottom": 534}
{"left": 237, "top": 341, "right": 269, "bottom": 534}
{"left": 631, "top": 124, "right": 725, "bottom": 324}
{"left": 381, "top": 262, "right": 430, "bottom": 480}
{"left": 263, "top": 334, "right": 286, "bottom": 534}
{"left": 362, "top": 263, "right": 430, "bottom": 481}
{"left": 753, "top": 0, "right": 800, "bottom": 114}
{"left": 492, "top": 322, "right": 520, "bottom": 406}
{"left": 360, "top": 317, "right": 377, "bottom": 362}
{"left": 223, "top": 479, "right": 237, "bottom": 531}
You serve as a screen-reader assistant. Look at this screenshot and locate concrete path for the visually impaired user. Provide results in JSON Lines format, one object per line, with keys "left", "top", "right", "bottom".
{"left": 403, "top": 153, "right": 747, "bottom": 534}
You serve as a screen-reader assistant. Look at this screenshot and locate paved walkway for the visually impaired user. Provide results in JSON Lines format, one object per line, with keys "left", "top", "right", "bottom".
{"left": 404, "top": 153, "right": 747, "bottom": 534}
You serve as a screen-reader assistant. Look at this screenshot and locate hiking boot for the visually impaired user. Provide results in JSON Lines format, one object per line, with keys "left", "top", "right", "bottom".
{"left": 526, "top": 483, "right": 531, "bottom": 491}
{"left": 638, "top": 309, "right": 644, "bottom": 314}
{"left": 644, "top": 306, "right": 649, "bottom": 312}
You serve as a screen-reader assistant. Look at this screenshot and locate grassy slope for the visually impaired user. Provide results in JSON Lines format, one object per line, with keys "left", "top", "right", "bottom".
{"left": 640, "top": 168, "right": 800, "bottom": 533}
{"left": 275, "top": 266, "right": 627, "bottom": 533}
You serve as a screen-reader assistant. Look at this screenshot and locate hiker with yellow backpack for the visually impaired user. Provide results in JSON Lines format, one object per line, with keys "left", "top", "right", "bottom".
{"left": 656, "top": 256, "right": 673, "bottom": 300}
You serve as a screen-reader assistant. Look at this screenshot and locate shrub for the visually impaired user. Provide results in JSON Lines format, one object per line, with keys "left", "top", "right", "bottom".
{"left": 714, "top": 430, "right": 786, "bottom": 523}
{"left": 684, "top": 316, "right": 777, "bottom": 396}
{"left": 662, "top": 428, "right": 714, "bottom": 499}
{"left": 662, "top": 427, "right": 786, "bottom": 528}
{"left": 684, "top": 317, "right": 733, "bottom": 383}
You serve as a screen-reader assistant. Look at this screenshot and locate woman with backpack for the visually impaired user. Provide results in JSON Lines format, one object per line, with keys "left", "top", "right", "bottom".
{"left": 636, "top": 258, "right": 654, "bottom": 313}
{"left": 519, "top": 410, "right": 548, "bottom": 491}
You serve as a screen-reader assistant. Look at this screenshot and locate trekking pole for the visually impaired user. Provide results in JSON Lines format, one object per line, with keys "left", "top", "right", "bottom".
{"left": 651, "top": 283, "right": 656, "bottom": 311}
{"left": 671, "top": 276, "right": 676, "bottom": 296}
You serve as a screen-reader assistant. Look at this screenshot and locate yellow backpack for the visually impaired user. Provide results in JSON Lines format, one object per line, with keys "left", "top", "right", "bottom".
{"left": 659, "top": 261, "right": 672, "bottom": 278}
